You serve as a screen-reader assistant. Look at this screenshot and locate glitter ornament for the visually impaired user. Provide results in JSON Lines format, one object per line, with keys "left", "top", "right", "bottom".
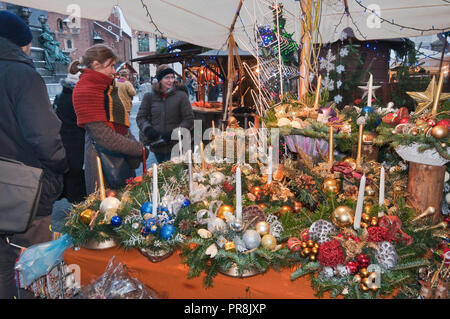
{"left": 261, "top": 234, "right": 277, "bottom": 250}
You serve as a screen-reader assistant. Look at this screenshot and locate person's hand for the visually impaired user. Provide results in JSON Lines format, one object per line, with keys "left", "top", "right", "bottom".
{"left": 144, "top": 126, "right": 160, "bottom": 140}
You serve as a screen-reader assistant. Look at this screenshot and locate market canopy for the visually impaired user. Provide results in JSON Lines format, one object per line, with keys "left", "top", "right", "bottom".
{"left": 7, "top": 0, "right": 450, "bottom": 50}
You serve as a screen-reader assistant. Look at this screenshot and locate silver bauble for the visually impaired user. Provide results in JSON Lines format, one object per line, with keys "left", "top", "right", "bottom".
{"left": 242, "top": 230, "right": 261, "bottom": 250}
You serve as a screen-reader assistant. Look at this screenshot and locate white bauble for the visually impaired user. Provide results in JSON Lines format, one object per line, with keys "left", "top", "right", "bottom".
{"left": 446, "top": 193, "right": 450, "bottom": 204}
{"left": 207, "top": 217, "right": 227, "bottom": 234}
{"left": 242, "top": 230, "right": 261, "bottom": 250}
{"left": 99, "top": 197, "right": 121, "bottom": 214}
{"left": 209, "top": 172, "right": 226, "bottom": 185}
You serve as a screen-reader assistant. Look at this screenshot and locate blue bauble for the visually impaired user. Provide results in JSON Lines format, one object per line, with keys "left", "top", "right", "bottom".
{"left": 145, "top": 218, "right": 158, "bottom": 234}
{"left": 110, "top": 215, "right": 122, "bottom": 227}
{"left": 140, "top": 202, "right": 153, "bottom": 216}
{"left": 158, "top": 206, "right": 169, "bottom": 214}
{"left": 361, "top": 106, "right": 374, "bottom": 115}
{"left": 159, "top": 224, "right": 176, "bottom": 240}
{"left": 182, "top": 199, "right": 191, "bottom": 208}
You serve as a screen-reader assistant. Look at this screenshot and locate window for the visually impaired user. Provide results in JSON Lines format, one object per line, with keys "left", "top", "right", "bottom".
{"left": 138, "top": 34, "right": 150, "bottom": 52}
{"left": 66, "top": 39, "right": 72, "bottom": 49}
{"left": 57, "top": 18, "right": 64, "bottom": 32}
{"left": 155, "top": 36, "right": 167, "bottom": 51}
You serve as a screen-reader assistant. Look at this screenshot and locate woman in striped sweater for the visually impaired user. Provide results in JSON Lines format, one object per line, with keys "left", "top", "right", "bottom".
{"left": 72, "top": 44, "right": 145, "bottom": 194}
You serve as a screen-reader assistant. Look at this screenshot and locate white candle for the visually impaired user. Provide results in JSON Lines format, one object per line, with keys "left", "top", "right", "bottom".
{"left": 378, "top": 166, "right": 385, "bottom": 217}
{"left": 367, "top": 73, "right": 373, "bottom": 107}
{"left": 353, "top": 174, "right": 366, "bottom": 230}
{"left": 178, "top": 128, "right": 183, "bottom": 158}
{"left": 152, "top": 164, "right": 158, "bottom": 216}
{"left": 267, "top": 146, "right": 273, "bottom": 184}
{"left": 188, "top": 149, "right": 193, "bottom": 196}
{"left": 236, "top": 166, "right": 242, "bottom": 221}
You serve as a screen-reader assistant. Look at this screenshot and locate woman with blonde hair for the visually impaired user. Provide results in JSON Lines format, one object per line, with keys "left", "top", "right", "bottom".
{"left": 72, "top": 44, "right": 146, "bottom": 193}
{"left": 137, "top": 64, "right": 194, "bottom": 164}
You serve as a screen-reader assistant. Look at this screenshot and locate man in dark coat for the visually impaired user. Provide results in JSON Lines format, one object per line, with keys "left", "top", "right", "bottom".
{"left": 0, "top": 11, "right": 68, "bottom": 299}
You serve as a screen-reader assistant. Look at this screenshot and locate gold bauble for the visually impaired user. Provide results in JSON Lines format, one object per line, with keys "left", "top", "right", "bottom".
{"left": 362, "top": 213, "right": 371, "bottom": 223}
{"left": 360, "top": 222, "right": 369, "bottom": 228}
{"left": 331, "top": 206, "right": 354, "bottom": 228}
{"left": 294, "top": 201, "right": 303, "bottom": 213}
{"left": 250, "top": 186, "right": 263, "bottom": 196}
{"left": 360, "top": 268, "right": 369, "bottom": 277}
{"left": 364, "top": 204, "right": 372, "bottom": 215}
{"left": 354, "top": 274, "right": 362, "bottom": 283}
{"left": 362, "top": 132, "right": 376, "bottom": 145}
{"left": 322, "top": 178, "right": 340, "bottom": 194}
{"left": 301, "top": 241, "right": 308, "bottom": 249}
{"left": 302, "top": 247, "right": 311, "bottom": 255}
{"left": 217, "top": 205, "right": 234, "bottom": 220}
{"left": 261, "top": 234, "right": 277, "bottom": 250}
{"left": 280, "top": 205, "right": 294, "bottom": 215}
{"left": 255, "top": 221, "right": 271, "bottom": 236}
{"left": 314, "top": 243, "right": 320, "bottom": 249}
{"left": 311, "top": 247, "right": 319, "bottom": 254}
{"left": 307, "top": 240, "right": 315, "bottom": 248}
{"left": 431, "top": 125, "right": 448, "bottom": 139}
{"left": 309, "top": 255, "right": 317, "bottom": 261}
{"left": 362, "top": 277, "right": 372, "bottom": 287}
{"left": 365, "top": 185, "right": 376, "bottom": 197}
{"left": 343, "top": 157, "right": 357, "bottom": 170}
{"left": 360, "top": 284, "right": 370, "bottom": 292}
{"left": 258, "top": 203, "right": 268, "bottom": 210}
{"left": 370, "top": 217, "right": 379, "bottom": 226}
{"left": 370, "top": 285, "right": 380, "bottom": 292}
{"left": 80, "top": 209, "right": 94, "bottom": 225}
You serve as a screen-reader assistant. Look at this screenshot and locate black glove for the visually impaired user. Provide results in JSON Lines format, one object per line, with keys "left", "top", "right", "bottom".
{"left": 161, "top": 131, "right": 172, "bottom": 142}
{"left": 144, "top": 126, "right": 160, "bottom": 140}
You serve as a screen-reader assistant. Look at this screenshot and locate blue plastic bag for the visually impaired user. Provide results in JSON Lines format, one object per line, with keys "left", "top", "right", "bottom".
{"left": 15, "top": 234, "right": 73, "bottom": 286}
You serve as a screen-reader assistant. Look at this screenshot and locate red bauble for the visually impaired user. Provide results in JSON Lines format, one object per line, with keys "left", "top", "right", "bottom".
{"left": 437, "top": 119, "right": 450, "bottom": 130}
{"left": 287, "top": 237, "right": 302, "bottom": 252}
{"left": 300, "top": 228, "right": 310, "bottom": 241}
{"left": 356, "top": 254, "right": 370, "bottom": 268}
{"left": 427, "top": 119, "right": 437, "bottom": 127}
{"left": 223, "top": 181, "right": 233, "bottom": 193}
{"left": 367, "top": 226, "right": 389, "bottom": 243}
{"left": 346, "top": 261, "right": 359, "bottom": 274}
{"left": 318, "top": 240, "right": 346, "bottom": 268}
{"left": 399, "top": 117, "right": 409, "bottom": 124}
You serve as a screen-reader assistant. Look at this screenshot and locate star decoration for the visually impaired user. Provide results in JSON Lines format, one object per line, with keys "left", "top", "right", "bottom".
{"left": 358, "top": 80, "right": 381, "bottom": 101}
{"left": 406, "top": 76, "right": 450, "bottom": 115}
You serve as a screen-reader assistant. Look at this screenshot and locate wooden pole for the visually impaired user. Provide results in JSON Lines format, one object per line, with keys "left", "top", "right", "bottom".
{"left": 299, "top": 0, "right": 312, "bottom": 98}
{"left": 408, "top": 162, "right": 446, "bottom": 223}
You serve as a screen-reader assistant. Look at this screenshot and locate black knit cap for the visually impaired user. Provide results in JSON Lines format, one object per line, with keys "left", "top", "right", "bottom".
{"left": 156, "top": 67, "right": 175, "bottom": 82}
{"left": 0, "top": 11, "right": 33, "bottom": 47}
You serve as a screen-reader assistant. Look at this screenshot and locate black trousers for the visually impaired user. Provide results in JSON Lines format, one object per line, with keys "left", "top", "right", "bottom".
{"left": 0, "top": 216, "right": 52, "bottom": 299}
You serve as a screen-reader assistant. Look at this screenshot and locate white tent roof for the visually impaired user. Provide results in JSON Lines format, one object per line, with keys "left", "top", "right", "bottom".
{"left": 6, "top": 0, "right": 450, "bottom": 50}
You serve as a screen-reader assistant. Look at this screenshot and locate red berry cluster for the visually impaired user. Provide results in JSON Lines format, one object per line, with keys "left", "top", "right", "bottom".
{"left": 223, "top": 181, "right": 233, "bottom": 193}
{"left": 317, "top": 240, "right": 346, "bottom": 268}
{"left": 367, "top": 226, "right": 390, "bottom": 243}
{"left": 345, "top": 254, "right": 371, "bottom": 274}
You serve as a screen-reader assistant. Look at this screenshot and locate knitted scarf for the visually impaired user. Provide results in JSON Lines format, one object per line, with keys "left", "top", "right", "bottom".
{"left": 73, "top": 68, "right": 130, "bottom": 134}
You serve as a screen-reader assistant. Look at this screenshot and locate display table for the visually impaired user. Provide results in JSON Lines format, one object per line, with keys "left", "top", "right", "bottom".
{"left": 64, "top": 247, "right": 329, "bottom": 299}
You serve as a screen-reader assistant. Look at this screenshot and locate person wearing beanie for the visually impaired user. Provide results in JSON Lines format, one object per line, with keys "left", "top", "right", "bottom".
{"left": 53, "top": 62, "right": 86, "bottom": 204}
{"left": 0, "top": 11, "right": 68, "bottom": 299}
{"left": 115, "top": 68, "right": 136, "bottom": 114}
{"left": 137, "top": 64, "right": 194, "bottom": 165}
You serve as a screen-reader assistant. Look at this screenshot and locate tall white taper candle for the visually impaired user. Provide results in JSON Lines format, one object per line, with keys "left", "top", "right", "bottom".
{"left": 353, "top": 174, "right": 366, "bottom": 230}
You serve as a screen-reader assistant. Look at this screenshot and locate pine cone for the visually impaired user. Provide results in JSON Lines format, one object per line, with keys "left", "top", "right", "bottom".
{"left": 178, "top": 219, "right": 191, "bottom": 233}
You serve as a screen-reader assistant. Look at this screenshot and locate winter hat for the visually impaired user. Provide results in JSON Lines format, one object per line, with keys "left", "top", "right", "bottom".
{"left": 156, "top": 67, "right": 175, "bottom": 82}
{"left": 0, "top": 11, "right": 33, "bottom": 47}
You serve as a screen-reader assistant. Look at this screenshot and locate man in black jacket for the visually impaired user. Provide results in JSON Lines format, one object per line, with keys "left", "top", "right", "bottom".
{"left": 0, "top": 11, "right": 68, "bottom": 299}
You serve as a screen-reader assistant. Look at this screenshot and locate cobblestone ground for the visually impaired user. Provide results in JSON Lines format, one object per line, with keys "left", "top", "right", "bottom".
{"left": 51, "top": 98, "right": 143, "bottom": 232}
